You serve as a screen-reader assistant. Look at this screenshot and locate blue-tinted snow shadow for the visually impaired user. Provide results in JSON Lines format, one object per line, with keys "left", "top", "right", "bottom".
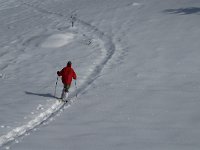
{"left": 163, "top": 7, "right": 200, "bottom": 15}
{"left": 25, "top": 91, "right": 55, "bottom": 99}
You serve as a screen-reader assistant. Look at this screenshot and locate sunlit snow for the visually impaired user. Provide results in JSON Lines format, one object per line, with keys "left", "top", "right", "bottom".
{"left": 0, "top": 0, "right": 200, "bottom": 150}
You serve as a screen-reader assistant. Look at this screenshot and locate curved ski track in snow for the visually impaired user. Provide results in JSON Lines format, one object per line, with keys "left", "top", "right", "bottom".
{"left": 0, "top": 3, "right": 116, "bottom": 148}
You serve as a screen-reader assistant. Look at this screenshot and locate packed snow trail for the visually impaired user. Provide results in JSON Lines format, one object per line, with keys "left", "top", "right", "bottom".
{"left": 0, "top": 3, "right": 116, "bottom": 148}
{"left": 0, "top": 100, "right": 66, "bottom": 147}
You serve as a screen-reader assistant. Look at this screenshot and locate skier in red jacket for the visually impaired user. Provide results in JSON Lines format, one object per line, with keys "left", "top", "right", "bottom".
{"left": 57, "top": 61, "right": 77, "bottom": 100}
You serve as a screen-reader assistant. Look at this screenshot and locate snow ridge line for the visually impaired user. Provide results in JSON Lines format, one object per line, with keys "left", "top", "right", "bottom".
{"left": 0, "top": 3, "right": 116, "bottom": 148}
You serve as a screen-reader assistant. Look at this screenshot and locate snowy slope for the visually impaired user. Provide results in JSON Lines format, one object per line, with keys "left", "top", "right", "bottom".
{"left": 1, "top": 0, "right": 200, "bottom": 149}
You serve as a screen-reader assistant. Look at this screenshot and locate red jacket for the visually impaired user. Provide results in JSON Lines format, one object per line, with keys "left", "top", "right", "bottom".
{"left": 57, "top": 64, "right": 77, "bottom": 85}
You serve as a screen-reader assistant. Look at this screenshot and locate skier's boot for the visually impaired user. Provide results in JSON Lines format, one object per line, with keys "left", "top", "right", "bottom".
{"left": 61, "top": 89, "right": 69, "bottom": 102}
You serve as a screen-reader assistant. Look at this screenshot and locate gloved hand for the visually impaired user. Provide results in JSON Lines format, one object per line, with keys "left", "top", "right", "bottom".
{"left": 57, "top": 71, "right": 60, "bottom": 75}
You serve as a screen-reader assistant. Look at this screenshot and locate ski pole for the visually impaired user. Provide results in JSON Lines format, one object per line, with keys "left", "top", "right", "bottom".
{"left": 54, "top": 76, "right": 59, "bottom": 97}
{"left": 75, "top": 80, "right": 78, "bottom": 98}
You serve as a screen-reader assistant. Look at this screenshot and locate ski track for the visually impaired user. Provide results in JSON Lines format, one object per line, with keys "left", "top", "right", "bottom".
{"left": 0, "top": 2, "right": 117, "bottom": 148}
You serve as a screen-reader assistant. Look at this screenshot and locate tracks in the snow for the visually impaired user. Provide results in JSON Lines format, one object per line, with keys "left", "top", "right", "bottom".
{"left": 0, "top": 2, "right": 116, "bottom": 148}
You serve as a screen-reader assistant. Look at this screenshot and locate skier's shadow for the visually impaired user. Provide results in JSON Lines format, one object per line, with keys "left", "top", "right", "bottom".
{"left": 25, "top": 91, "right": 55, "bottom": 99}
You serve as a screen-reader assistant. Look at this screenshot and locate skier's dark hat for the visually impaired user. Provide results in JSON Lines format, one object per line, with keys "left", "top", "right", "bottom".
{"left": 67, "top": 61, "right": 72, "bottom": 66}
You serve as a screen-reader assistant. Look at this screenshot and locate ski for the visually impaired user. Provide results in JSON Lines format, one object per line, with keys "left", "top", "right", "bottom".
{"left": 56, "top": 97, "right": 68, "bottom": 103}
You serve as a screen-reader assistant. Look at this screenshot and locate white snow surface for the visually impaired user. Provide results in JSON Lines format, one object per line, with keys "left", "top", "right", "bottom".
{"left": 0, "top": 0, "right": 200, "bottom": 149}
{"left": 41, "top": 33, "right": 75, "bottom": 48}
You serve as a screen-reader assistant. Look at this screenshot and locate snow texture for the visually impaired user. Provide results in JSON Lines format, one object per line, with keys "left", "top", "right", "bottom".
{"left": 0, "top": 0, "right": 200, "bottom": 149}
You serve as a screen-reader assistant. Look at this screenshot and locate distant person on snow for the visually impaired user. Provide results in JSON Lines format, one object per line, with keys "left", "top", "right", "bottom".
{"left": 57, "top": 61, "right": 77, "bottom": 100}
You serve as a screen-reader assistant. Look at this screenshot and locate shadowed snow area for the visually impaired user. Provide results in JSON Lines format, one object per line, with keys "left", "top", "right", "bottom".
{"left": 41, "top": 33, "right": 75, "bottom": 48}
